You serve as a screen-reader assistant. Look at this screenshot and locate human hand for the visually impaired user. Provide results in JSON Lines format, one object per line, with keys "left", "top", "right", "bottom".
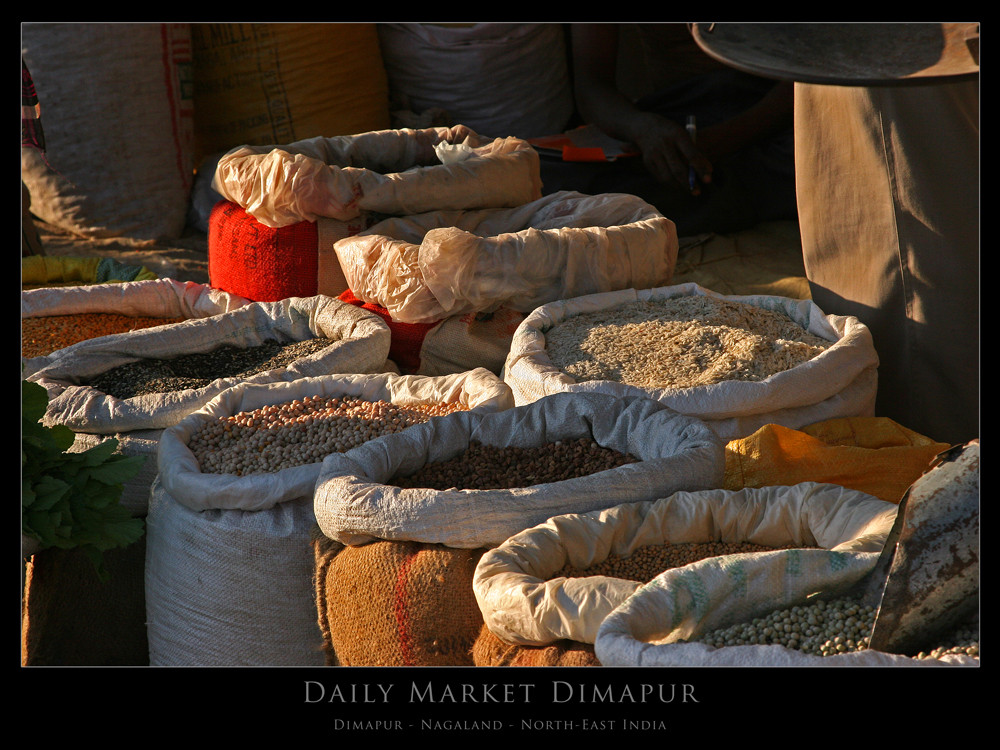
{"left": 633, "top": 113, "right": 713, "bottom": 194}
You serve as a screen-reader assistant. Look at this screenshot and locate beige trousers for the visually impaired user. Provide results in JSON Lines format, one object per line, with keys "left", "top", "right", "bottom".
{"left": 794, "top": 79, "right": 979, "bottom": 444}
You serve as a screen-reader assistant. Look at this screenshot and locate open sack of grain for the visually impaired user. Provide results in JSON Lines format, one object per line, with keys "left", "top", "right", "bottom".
{"left": 335, "top": 191, "right": 678, "bottom": 325}
{"left": 145, "top": 369, "right": 512, "bottom": 666}
{"left": 592, "top": 484, "right": 978, "bottom": 666}
{"left": 211, "top": 125, "right": 542, "bottom": 229}
{"left": 25, "top": 295, "right": 391, "bottom": 434}
{"left": 314, "top": 391, "right": 724, "bottom": 550}
{"left": 503, "top": 282, "right": 879, "bottom": 440}
{"left": 473, "top": 483, "right": 895, "bottom": 654}
{"left": 22, "top": 278, "right": 252, "bottom": 373}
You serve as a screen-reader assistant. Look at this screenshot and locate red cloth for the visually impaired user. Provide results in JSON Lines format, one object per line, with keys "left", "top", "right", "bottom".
{"left": 338, "top": 289, "right": 439, "bottom": 374}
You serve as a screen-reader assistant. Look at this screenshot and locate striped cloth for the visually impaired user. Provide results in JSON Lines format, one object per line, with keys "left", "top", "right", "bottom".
{"left": 22, "top": 59, "right": 44, "bottom": 151}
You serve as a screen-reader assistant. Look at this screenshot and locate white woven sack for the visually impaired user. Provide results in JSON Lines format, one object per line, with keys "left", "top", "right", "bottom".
{"left": 502, "top": 283, "right": 879, "bottom": 440}
{"left": 314, "top": 392, "right": 725, "bottom": 550}
{"left": 474, "top": 482, "right": 895, "bottom": 648}
{"left": 21, "top": 23, "right": 193, "bottom": 243}
{"left": 145, "top": 370, "right": 513, "bottom": 666}
{"left": 212, "top": 126, "right": 542, "bottom": 229}
{"left": 376, "top": 23, "right": 573, "bottom": 139}
{"left": 21, "top": 278, "right": 252, "bottom": 376}
{"left": 592, "top": 491, "right": 978, "bottom": 667}
{"left": 336, "top": 191, "right": 679, "bottom": 324}
{"left": 26, "top": 296, "right": 391, "bottom": 434}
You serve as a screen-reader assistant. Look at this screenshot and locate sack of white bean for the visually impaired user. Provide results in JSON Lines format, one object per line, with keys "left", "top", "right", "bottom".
{"left": 503, "top": 283, "right": 879, "bottom": 440}
{"left": 212, "top": 125, "right": 541, "bottom": 229}
{"left": 145, "top": 368, "right": 513, "bottom": 666}
{"left": 314, "top": 391, "right": 725, "bottom": 550}
{"left": 25, "top": 295, "right": 392, "bottom": 434}
{"left": 590, "top": 487, "right": 979, "bottom": 666}
{"left": 474, "top": 482, "right": 896, "bottom": 649}
{"left": 335, "top": 190, "right": 678, "bottom": 325}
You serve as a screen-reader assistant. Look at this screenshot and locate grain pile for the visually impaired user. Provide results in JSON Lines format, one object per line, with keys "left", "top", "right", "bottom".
{"left": 683, "top": 595, "right": 980, "bottom": 661}
{"left": 389, "top": 437, "right": 639, "bottom": 491}
{"left": 188, "top": 394, "right": 467, "bottom": 476}
{"left": 552, "top": 540, "right": 798, "bottom": 584}
{"left": 84, "top": 337, "right": 336, "bottom": 399}
{"left": 545, "top": 296, "right": 832, "bottom": 389}
{"left": 21, "top": 313, "right": 187, "bottom": 359}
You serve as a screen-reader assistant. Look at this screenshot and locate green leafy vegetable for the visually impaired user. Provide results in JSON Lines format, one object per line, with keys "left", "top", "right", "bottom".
{"left": 22, "top": 379, "right": 146, "bottom": 579}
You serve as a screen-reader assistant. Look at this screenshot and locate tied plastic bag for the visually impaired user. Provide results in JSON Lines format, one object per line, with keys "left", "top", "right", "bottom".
{"left": 474, "top": 483, "right": 897, "bottom": 647}
{"left": 211, "top": 126, "right": 542, "bottom": 229}
{"left": 335, "top": 191, "right": 678, "bottom": 324}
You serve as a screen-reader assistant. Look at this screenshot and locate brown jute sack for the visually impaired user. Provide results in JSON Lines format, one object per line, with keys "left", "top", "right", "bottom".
{"left": 313, "top": 534, "right": 487, "bottom": 666}
{"left": 472, "top": 625, "right": 600, "bottom": 667}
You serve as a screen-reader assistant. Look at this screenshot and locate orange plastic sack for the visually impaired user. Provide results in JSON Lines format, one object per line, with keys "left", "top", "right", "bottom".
{"left": 724, "top": 417, "right": 950, "bottom": 503}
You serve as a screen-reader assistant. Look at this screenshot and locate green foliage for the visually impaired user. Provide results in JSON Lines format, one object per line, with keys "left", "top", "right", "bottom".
{"left": 22, "top": 379, "right": 146, "bottom": 579}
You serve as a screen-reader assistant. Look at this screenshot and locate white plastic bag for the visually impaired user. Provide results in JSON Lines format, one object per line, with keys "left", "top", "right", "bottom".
{"left": 314, "top": 392, "right": 725, "bottom": 550}
{"left": 211, "top": 126, "right": 542, "bottom": 229}
{"left": 335, "top": 191, "right": 679, "bottom": 324}
{"left": 503, "top": 283, "right": 879, "bottom": 440}
{"left": 27, "top": 295, "right": 391, "bottom": 433}
{"left": 146, "top": 369, "right": 513, "bottom": 666}
{"left": 474, "top": 482, "right": 896, "bottom": 647}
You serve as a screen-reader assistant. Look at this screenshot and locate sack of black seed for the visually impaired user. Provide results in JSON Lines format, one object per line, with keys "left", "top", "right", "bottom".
{"left": 25, "top": 295, "right": 392, "bottom": 433}
{"left": 503, "top": 283, "right": 879, "bottom": 441}
{"left": 591, "top": 486, "right": 979, "bottom": 667}
{"left": 474, "top": 483, "right": 896, "bottom": 649}
{"left": 314, "top": 391, "right": 726, "bottom": 550}
{"left": 145, "top": 369, "right": 513, "bottom": 666}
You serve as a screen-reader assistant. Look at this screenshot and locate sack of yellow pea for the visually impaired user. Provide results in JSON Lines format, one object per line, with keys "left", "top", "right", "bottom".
{"left": 724, "top": 416, "right": 951, "bottom": 503}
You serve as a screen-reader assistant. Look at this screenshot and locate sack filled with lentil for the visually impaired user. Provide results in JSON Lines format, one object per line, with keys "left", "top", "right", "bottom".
{"left": 474, "top": 482, "right": 895, "bottom": 648}
{"left": 25, "top": 295, "right": 392, "bottom": 434}
{"left": 314, "top": 391, "right": 725, "bottom": 550}
{"left": 591, "top": 489, "right": 979, "bottom": 666}
{"left": 21, "top": 277, "right": 253, "bottom": 374}
{"left": 334, "top": 190, "right": 678, "bottom": 324}
{"left": 211, "top": 125, "right": 541, "bottom": 229}
{"left": 145, "top": 368, "right": 512, "bottom": 666}
{"left": 503, "top": 283, "right": 879, "bottom": 441}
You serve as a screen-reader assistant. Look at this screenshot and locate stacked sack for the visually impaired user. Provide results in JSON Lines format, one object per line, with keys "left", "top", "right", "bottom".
{"left": 311, "top": 392, "right": 725, "bottom": 666}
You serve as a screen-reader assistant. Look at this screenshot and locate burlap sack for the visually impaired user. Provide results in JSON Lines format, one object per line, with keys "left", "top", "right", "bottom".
{"left": 503, "top": 283, "right": 879, "bottom": 440}
{"left": 313, "top": 535, "right": 487, "bottom": 667}
{"left": 22, "top": 541, "right": 148, "bottom": 666}
{"left": 472, "top": 625, "right": 601, "bottom": 667}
